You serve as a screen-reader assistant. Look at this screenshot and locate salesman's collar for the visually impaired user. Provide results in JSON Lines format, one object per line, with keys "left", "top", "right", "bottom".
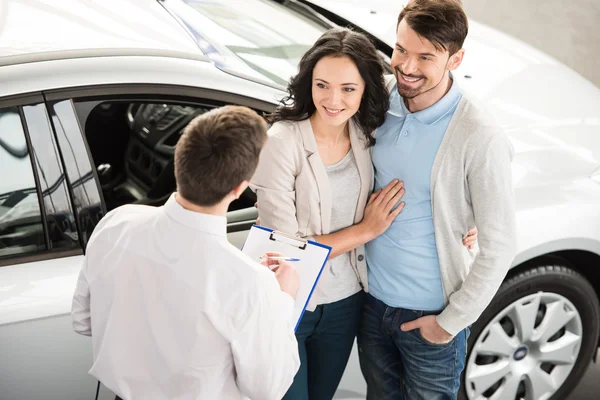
{"left": 164, "top": 193, "right": 227, "bottom": 237}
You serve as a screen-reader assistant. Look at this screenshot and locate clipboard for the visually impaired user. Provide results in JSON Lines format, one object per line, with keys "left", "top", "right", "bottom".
{"left": 241, "top": 225, "right": 331, "bottom": 331}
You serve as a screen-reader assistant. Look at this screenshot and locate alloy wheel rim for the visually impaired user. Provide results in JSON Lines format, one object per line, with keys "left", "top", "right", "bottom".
{"left": 465, "top": 292, "right": 583, "bottom": 400}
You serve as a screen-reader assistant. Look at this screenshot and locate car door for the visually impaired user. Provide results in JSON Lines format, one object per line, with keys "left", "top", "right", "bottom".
{"left": 42, "top": 84, "right": 272, "bottom": 398}
{"left": 0, "top": 94, "right": 97, "bottom": 400}
{"left": 45, "top": 83, "right": 270, "bottom": 239}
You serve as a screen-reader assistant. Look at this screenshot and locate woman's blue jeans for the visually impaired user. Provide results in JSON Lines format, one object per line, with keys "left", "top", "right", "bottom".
{"left": 282, "top": 290, "right": 365, "bottom": 400}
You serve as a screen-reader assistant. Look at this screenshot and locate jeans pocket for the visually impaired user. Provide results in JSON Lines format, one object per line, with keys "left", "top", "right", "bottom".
{"left": 416, "top": 329, "right": 454, "bottom": 348}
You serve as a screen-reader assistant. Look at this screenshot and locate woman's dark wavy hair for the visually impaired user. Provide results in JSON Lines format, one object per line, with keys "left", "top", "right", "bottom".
{"left": 267, "top": 28, "right": 389, "bottom": 147}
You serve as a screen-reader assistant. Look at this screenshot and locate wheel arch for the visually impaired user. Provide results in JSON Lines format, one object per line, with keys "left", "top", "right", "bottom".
{"left": 508, "top": 241, "right": 600, "bottom": 344}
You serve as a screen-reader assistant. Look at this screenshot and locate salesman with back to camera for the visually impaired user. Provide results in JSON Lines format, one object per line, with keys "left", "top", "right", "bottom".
{"left": 71, "top": 105, "right": 301, "bottom": 400}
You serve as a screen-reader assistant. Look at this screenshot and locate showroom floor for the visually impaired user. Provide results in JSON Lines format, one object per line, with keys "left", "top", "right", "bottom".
{"left": 462, "top": 1, "right": 600, "bottom": 398}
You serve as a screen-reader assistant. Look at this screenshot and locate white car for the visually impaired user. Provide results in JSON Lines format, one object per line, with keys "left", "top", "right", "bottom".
{"left": 0, "top": 1, "right": 599, "bottom": 400}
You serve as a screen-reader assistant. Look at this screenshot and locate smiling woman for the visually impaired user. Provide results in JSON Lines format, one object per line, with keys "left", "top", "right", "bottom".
{"left": 311, "top": 56, "right": 366, "bottom": 161}
{"left": 267, "top": 29, "right": 389, "bottom": 147}
{"left": 250, "top": 28, "right": 404, "bottom": 400}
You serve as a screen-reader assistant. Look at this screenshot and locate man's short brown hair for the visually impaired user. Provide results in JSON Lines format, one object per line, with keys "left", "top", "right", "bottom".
{"left": 174, "top": 105, "right": 267, "bottom": 206}
{"left": 398, "top": 0, "right": 468, "bottom": 55}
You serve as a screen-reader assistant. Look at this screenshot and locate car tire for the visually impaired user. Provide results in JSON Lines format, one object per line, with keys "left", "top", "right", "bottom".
{"left": 459, "top": 262, "right": 600, "bottom": 400}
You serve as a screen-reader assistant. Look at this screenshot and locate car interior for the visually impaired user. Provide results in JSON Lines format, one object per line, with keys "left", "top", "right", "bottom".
{"left": 74, "top": 99, "right": 260, "bottom": 213}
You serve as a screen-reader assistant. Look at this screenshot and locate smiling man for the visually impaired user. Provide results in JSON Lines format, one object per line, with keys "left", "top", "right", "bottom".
{"left": 357, "top": 0, "right": 517, "bottom": 399}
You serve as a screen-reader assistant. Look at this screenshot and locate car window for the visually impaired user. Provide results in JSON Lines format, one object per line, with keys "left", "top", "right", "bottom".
{"left": 174, "top": 0, "right": 328, "bottom": 86}
{"left": 0, "top": 107, "right": 46, "bottom": 258}
{"left": 71, "top": 98, "right": 257, "bottom": 214}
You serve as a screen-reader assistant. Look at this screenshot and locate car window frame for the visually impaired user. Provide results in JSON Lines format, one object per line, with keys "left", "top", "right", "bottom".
{"left": 45, "top": 97, "right": 107, "bottom": 249}
{"left": 0, "top": 93, "right": 83, "bottom": 267}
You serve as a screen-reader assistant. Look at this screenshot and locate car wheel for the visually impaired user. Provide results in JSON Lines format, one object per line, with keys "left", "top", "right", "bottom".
{"left": 460, "top": 263, "right": 600, "bottom": 400}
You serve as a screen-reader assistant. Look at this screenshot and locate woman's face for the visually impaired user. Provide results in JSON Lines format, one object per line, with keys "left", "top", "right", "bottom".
{"left": 311, "top": 55, "right": 365, "bottom": 128}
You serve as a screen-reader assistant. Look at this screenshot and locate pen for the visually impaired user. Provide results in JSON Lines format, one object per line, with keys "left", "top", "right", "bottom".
{"left": 259, "top": 256, "right": 301, "bottom": 262}
{"left": 270, "top": 257, "right": 301, "bottom": 262}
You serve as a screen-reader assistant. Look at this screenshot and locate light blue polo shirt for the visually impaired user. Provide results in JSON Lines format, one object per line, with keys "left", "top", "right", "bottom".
{"left": 366, "top": 80, "right": 462, "bottom": 311}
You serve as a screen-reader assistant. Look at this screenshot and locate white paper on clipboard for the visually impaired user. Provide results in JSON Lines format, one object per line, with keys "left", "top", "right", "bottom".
{"left": 241, "top": 225, "right": 331, "bottom": 331}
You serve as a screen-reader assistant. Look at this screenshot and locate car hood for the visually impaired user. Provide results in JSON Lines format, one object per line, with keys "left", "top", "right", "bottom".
{"left": 303, "top": 0, "right": 600, "bottom": 188}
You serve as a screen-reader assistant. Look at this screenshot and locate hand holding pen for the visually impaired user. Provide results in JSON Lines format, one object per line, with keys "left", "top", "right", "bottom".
{"left": 259, "top": 251, "right": 300, "bottom": 299}
{"left": 259, "top": 252, "right": 300, "bottom": 270}
{"left": 260, "top": 255, "right": 301, "bottom": 264}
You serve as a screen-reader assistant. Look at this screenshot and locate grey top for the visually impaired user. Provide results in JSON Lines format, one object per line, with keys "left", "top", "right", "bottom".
{"left": 317, "top": 150, "right": 362, "bottom": 305}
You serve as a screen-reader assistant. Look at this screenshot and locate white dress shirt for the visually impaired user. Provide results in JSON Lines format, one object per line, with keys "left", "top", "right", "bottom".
{"left": 71, "top": 194, "right": 299, "bottom": 400}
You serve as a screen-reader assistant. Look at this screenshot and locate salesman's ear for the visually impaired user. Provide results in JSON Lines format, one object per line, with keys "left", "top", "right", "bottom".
{"left": 231, "top": 180, "right": 249, "bottom": 200}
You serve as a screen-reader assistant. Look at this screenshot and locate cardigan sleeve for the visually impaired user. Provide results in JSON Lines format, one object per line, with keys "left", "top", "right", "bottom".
{"left": 437, "top": 132, "right": 517, "bottom": 336}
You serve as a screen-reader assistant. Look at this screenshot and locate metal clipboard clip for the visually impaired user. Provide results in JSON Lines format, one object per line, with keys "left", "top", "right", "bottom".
{"left": 269, "top": 230, "right": 308, "bottom": 250}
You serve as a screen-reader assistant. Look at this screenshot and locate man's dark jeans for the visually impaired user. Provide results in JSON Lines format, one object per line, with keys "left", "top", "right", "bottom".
{"left": 358, "top": 293, "right": 469, "bottom": 400}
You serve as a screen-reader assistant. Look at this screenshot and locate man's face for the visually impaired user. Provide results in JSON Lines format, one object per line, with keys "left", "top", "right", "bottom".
{"left": 391, "top": 19, "right": 460, "bottom": 99}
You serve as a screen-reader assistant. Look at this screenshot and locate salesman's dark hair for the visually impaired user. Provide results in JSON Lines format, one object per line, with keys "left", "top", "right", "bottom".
{"left": 267, "top": 28, "right": 388, "bottom": 147}
{"left": 398, "top": 0, "right": 468, "bottom": 56}
{"left": 175, "top": 106, "right": 267, "bottom": 206}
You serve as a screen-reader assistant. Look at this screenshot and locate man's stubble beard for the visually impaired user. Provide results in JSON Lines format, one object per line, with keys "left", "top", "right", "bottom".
{"left": 394, "top": 67, "right": 426, "bottom": 99}
{"left": 394, "top": 60, "right": 450, "bottom": 102}
{"left": 397, "top": 83, "right": 424, "bottom": 99}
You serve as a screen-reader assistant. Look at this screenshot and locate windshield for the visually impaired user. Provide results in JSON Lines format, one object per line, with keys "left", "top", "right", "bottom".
{"left": 172, "top": 0, "right": 329, "bottom": 86}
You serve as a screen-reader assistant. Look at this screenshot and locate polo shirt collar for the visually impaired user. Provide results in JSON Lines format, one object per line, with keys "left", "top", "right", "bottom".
{"left": 388, "top": 75, "right": 462, "bottom": 126}
{"left": 163, "top": 193, "right": 227, "bottom": 237}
